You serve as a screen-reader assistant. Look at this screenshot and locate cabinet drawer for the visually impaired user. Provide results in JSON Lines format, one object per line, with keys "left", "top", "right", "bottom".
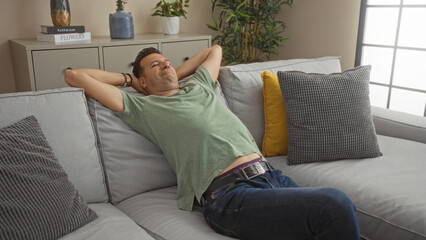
{"left": 103, "top": 44, "right": 158, "bottom": 73}
{"left": 32, "top": 48, "right": 99, "bottom": 91}
{"left": 162, "top": 40, "right": 210, "bottom": 68}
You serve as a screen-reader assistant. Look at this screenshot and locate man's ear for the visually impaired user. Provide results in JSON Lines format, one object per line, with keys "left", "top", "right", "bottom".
{"left": 138, "top": 78, "right": 150, "bottom": 96}
{"left": 139, "top": 77, "right": 147, "bottom": 88}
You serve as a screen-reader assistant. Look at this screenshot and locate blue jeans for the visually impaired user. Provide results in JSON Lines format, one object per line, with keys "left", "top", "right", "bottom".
{"left": 202, "top": 170, "right": 360, "bottom": 240}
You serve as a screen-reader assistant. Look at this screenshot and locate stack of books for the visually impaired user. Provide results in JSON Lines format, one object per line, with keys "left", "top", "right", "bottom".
{"left": 36, "top": 25, "right": 91, "bottom": 43}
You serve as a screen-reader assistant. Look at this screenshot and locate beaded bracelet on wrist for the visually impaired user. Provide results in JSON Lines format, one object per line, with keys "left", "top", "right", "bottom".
{"left": 121, "top": 73, "right": 131, "bottom": 87}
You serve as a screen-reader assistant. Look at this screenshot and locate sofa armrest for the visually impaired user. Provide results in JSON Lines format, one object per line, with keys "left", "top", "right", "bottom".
{"left": 371, "top": 106, "right": 426, "bottom": 144}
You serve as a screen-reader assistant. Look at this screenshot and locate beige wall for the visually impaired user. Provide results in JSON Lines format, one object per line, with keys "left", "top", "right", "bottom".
{"left": 279, "top": 0, "right": 361, "bottom": 71}
{"left": 0, "top": 0, "right": 215, "bottom": 94}
{"left": 0, "top": 0, "right": 360, "bottom": 94}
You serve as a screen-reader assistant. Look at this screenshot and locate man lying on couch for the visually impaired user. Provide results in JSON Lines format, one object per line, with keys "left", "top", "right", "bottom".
{"left": 65, "top": 45, "right": 360, "bottom": 240}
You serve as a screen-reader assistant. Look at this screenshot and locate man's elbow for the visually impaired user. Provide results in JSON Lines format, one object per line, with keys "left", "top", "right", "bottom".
{"left": 64, "top": 69, "right": 73, "bottom": 86}
{"left": 64, "top": 69, "right": 79, "bottom": 87}
{"left": 212, "top": 45, "right": 222, "bottom": 54}
{"left": 212, "top": 45, "right": 223, "bottom": 62}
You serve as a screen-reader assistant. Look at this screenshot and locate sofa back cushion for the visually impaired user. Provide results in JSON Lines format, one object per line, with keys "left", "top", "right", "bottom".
{"left": 218, "top": 57, "right": 342, "bottom": 149}
{"left": 0, "top": 88, "right": 108, "bottom": 203}
{"left": 87, "top": 95, "right": 177, "bottom": 204}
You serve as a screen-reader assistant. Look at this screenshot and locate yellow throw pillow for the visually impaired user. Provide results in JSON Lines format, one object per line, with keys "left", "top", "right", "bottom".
{"left": 261, "top": 71, "right": 288, "bottom": 156}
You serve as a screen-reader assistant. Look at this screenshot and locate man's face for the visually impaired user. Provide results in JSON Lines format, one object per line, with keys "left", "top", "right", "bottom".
{"left": 139, "top": 53, "right": 179, "bottom": 94}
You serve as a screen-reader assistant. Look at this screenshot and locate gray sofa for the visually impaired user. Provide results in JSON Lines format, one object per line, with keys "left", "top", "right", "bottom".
{"left": 0, "top": 57, "right": 425, "bottom": 240}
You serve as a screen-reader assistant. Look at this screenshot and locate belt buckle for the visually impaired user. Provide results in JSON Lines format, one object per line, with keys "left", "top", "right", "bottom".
{"left": 242, "top": 162, "right": 265, "bottom": 179}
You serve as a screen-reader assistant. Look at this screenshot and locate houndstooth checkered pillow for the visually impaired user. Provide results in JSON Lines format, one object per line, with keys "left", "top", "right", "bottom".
{"left": 0, "top": 116, "right": 97, "bottom": 240}
{"left": 277, "top": 65, "right": 382, "bottom": 165}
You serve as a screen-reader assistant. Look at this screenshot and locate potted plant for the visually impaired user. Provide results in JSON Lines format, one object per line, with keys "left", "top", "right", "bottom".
{"left": 207, "top": 0, "right": 295, "bottom": 65}
{"left": 152, "top": 0, "right": 190, "bottom": 35}
{"left": 109, "top": 0, "right": 134, "bottom": 39}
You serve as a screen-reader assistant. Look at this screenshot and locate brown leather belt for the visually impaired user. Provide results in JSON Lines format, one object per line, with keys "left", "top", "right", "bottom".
{"left": 203, "top": 161, "right": 274, "bottom": 200}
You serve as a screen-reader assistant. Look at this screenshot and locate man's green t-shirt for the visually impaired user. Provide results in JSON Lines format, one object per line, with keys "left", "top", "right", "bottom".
{"left": 115, "top": 66, "right": 264, "bottom": 211}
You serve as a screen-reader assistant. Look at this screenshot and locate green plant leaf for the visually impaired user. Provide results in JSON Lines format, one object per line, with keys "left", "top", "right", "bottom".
{"left": 207, "top": 24, "right": 219, "bottom": 31}
{"left": 238, "top": 12, "right": 250, "bottom": 18}
{"left": 236, "top": 0, "right": 248, "bottom": 11}
{"left": 212, "top": 15, "right": 218, "bottom": 27}
{"left": 234, "top": 21, "right": 239, "bottom": 33}
{"left": 225, "top": 12, "right": 236, "bottom": 22}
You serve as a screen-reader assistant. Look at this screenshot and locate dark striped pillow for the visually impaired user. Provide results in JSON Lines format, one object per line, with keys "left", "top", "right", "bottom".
{"left": 0, "top": 116, "right": 97, "bottom": 240}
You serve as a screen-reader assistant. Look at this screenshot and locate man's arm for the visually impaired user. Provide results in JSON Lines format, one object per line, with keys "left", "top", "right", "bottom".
{"left": 175, "top": 45, "right": 222, "bottom": 82}
{"left": 64, "top": 69, "right": 127, "bottom": 112}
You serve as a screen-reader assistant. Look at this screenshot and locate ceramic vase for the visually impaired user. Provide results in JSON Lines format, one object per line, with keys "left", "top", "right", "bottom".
{"left": 162, "top": 16, "right": 180, "bottom": 35}
{"left": 109, "top": 10, "right": 134, "bottom": 39}
{"left": 50, "top": 0, "right": 71, "bottom": 26}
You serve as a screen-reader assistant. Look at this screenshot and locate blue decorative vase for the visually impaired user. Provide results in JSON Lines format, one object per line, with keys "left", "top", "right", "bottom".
{"left": 109, "top": 10, "right": 134, "bottom": 39}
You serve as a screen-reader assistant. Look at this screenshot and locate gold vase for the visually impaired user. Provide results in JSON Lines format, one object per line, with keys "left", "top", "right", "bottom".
{"left": 50, "top": 0, "right": 71, "bottom": 26}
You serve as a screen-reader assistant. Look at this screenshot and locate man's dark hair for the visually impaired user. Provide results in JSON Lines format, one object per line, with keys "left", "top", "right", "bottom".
{"left": 132, "top": 47, "right": 161, "bottom": 78}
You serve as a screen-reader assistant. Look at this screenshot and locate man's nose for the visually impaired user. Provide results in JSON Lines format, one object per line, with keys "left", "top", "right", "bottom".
{"left": 160, "top": 61, "right": 170, "bottom": 69}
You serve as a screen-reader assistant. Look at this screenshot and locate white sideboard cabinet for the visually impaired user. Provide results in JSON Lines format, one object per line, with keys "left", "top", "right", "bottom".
{"left": 10, "top": 33, "right": 211, "bottom": 92}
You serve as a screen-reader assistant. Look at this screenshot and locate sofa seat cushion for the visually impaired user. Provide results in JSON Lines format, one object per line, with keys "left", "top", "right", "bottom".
{"left": 0, "top": 88, "right": 107, "bottom": 203}
{"left": 117, "top": 186, "right": 233, "bottom": 240}
{"left": 59, "top": 203, "right": 154, "bottom": 240}
{"left": 267, "top": 135, "right": 426, "bottom": 240}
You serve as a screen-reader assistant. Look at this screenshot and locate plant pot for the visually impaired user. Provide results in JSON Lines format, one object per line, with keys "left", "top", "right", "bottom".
{"left": 50, "top": 0, "right": 71, "bottom": 26}
{"left": 109, "top": 10, "right": 134, "bottom": 39}
{"left": 162, "top": 16, "right": 180, "bottom": 35}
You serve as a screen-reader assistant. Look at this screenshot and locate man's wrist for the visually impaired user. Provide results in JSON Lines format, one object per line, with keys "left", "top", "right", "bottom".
{"left": 129, "top": 74, "right": 137, "bottom": 88}
{"left": 121, "top": 73, "right": 133, "bottom": 87}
